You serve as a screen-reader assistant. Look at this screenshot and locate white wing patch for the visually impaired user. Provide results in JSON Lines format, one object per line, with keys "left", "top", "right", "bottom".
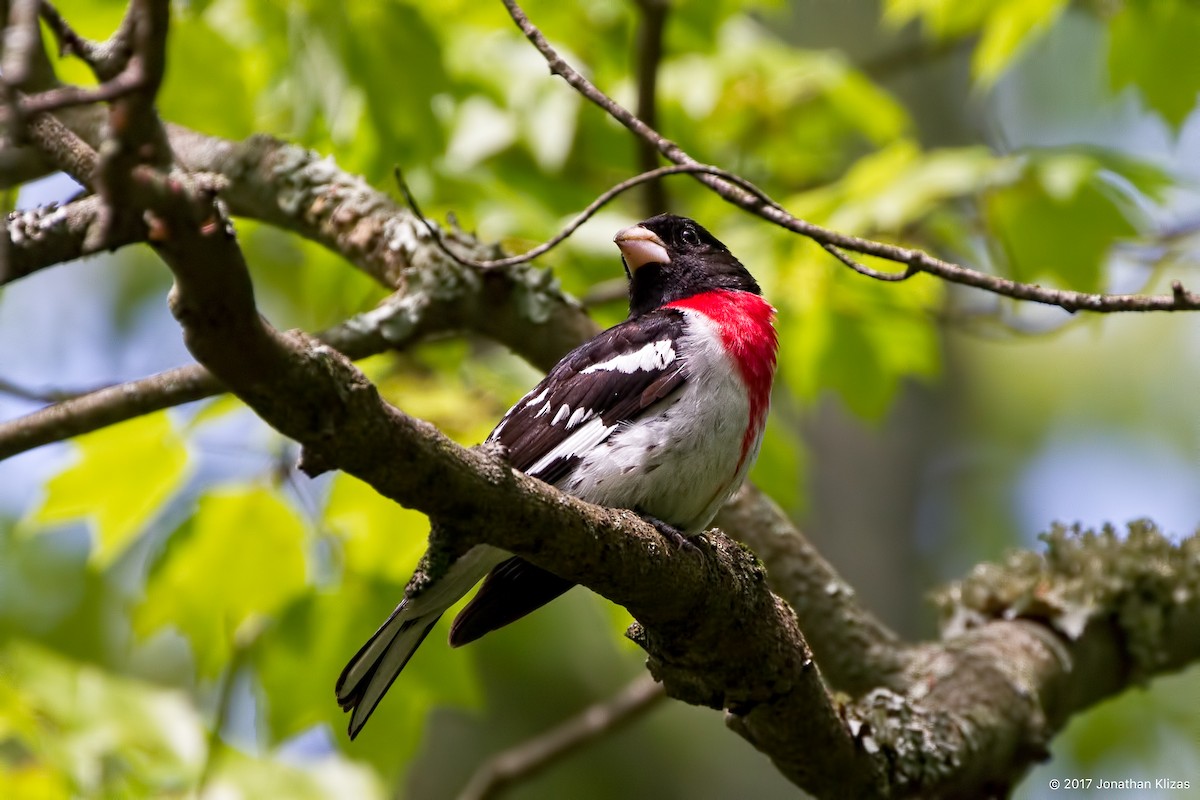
{"left": 492, "top": 387, "right": 553, "bottom": 440}
{"left": 524, "top": 387, "right": 550, "bottom": 407}
{"left": 549, "top": 404, "right": 594, "bottom": 430}
{"left": 580, "top": 340, "right": 675, "bottom": 375}
{"left": 527, "top": 416, "right": 617, "bottom": 480}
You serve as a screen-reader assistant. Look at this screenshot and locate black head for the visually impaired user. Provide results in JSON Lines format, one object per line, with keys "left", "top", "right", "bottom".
{"left": 613, "top": 214, "right": 761, "bottom": 318}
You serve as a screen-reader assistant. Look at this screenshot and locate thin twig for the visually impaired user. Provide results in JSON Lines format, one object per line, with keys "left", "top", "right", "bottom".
{"left": 397, "top": 163, "right": 781, "bottom": 270}
{"left": 39, "top": 0, "right": 138, "bottom": 81}
{"left": 17, "top": 72, "right": 147, "bottom": 117}
{"left": 499, "top": 0, "right": 1200, "bottom": 314}
{"left": 821, "top": 243, "right": 915, "bottom": 282}
{"left": 458, "top": 675, "right": 665, "bottom": 800}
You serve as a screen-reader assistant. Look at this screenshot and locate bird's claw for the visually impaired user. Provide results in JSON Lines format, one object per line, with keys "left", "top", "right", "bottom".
{"left": 638, "top": 512, "right": 699, "bottom": 553}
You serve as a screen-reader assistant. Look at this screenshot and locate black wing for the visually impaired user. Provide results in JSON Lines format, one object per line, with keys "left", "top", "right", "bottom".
{"left": 488, "top": 307, "right": 689, "bottom": 486}
{"left": 449, "top": 309, "right": 691, "bottom": 647}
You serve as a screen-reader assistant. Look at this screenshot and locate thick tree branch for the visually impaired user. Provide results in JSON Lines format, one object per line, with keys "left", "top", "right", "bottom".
{"left": 7, "top": 8, "right": 1199, "bottom": 796}
{"left": 142, "top": 169, "right": 882, "bottom": 797}
{"left": 3, "top": 194, "right": 111, "bottom": 284}
{"left": 140, "top": 163, "right": 1200, "bottom": 799}
{"left": 0, "top": 258, "right": 565, "bottom": 460}
{"left": 716, "top": 485, "right": 914, "bottom": 695}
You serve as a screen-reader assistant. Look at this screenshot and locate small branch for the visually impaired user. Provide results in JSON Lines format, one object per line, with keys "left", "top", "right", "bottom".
{"left": 0, "top": 363, "right": 219, "bottom": 461}
{"left": 87, "top": 0, "right": 172, "bottom": 251}
{"left": 500, "top": 0, "right": 1200, "bottom": 314}
{"left": 459, "top": 674, "right": 665, "bottom": 800}
{"left": 39, "top": 0, "right": 137, "bottom": 81}
{"left": 15, "top": 72, "right": 147, "bottom": 117}
{"left": 821, "top": 243, "right": 915, "bottom": 283}
{"left": 398, "top": 163, "right": 781, "bottom": 270}
{"left": 1, "top": 0, "right": 43, "bottom": 151}
{"left": 0, "top": 283, "right": 475, "bottom": 461}
{"left": 632, "top": 0, "right": 669, "bottom": 217}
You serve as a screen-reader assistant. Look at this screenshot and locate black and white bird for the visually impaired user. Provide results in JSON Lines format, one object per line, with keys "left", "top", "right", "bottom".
{"left": 336, "top": 213, "right": 778, "bottom": 738}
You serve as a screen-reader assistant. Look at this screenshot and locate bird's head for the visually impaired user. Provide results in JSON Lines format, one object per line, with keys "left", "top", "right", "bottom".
{"left": 613, "top": 214, "right": 761, "bottom": 318}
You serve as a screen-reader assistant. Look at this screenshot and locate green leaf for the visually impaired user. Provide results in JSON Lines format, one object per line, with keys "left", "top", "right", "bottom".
{"left": 25, "top": 411, "right": 190, "bottom": 568}
{"left": 156, "top": 9, "right": 256, "bottom": 139}
{"left": 256, "top": 580, "right": 481, "bottom": 784}
{"left": 324, "top": 473, "right": 429, "bottom": 582}
{"left": 778, "top": 243, "right": 942, "bottom": 421}
{"left": 882, "top": 0, "right": 992, "bottom": 38}
{"left": 985, "top": 157, "right": 1138, "bottom": 293}
{"left": 749, "top": 413, "right": 807, "bottom": 516}
{"left": 1109, "top": 0, "right": 1200, "bottom": 130}
{"left": 203, "top": 748, "right": 386, "bottom": 800}
{"left": 134, "top": 487, "right": 308, "bottom": 677}
{"left": 884, "top": 0, "right": 1068, "bottom": 85}
{"left": 973, "top": 0, "right": 1068, "bottom": 86}
{"left": 0, "top": 640, "right": 205, "bottom": 796}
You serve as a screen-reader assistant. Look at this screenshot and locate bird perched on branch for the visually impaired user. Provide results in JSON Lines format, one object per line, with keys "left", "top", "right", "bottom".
{"left": 336, "top": 213, "right": 778, "bottom": 738}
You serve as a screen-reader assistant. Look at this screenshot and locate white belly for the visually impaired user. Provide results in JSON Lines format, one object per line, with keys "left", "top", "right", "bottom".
{"left": 556, "top": 311, "right": 760, "bottom": 533}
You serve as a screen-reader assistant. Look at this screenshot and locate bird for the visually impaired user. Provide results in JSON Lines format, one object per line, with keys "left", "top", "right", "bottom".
{"left": 335, "top": 213, "right": 778, "bottom": 738}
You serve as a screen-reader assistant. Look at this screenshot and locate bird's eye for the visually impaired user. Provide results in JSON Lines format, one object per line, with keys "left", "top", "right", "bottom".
{"left": 680, "top": 227, "right": 700, "bottom": 246}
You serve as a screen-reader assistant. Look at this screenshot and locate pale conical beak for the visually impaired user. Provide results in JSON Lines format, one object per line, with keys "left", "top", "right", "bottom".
{"left": 614, "top": 225, "right": 670, "bottom": 271}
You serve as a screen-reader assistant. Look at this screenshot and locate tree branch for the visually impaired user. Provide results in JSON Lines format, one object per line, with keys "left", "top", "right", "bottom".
{"left": 39, "top": 0, "right": 137, "bottom": 82}
{"left": 8, "top": 8, "right": 1199, "bottom": 796}
{"left": 397, "top": 162, "right": 780, "bottom": 270}
{"left": 715, "top": 485, "right": 914, "bottom": 695}
{"left": 140, "top": 163, "right": 882, "bottom": 796}
{"left": 498, "top": 0, "right": 1200, "bottom": 314}
{"left": 0, "top": 262, "right": 555, "bottom": 460}
{"left": 137, "top": 158, "right": 1200, "bottom": 799}
{"left": 459, "top": 674, "right": 665, "bottom": 800}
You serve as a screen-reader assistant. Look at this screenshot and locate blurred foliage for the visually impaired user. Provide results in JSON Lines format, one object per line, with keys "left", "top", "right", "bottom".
{"left": 1, "top": 0, "right": 1198, "bottom": 797}
{"left": 21, "top": 411, "right": 190, "bottom": 568}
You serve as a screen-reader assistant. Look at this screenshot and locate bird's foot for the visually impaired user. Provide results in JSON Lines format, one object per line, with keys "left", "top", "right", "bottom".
{"left": 637, "top": 512, "right": 699, "bottom": 553}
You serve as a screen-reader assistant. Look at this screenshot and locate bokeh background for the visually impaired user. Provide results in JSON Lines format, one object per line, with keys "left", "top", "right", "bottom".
{"left": 1, "top": 0, "right": 1198, "bottom": 797}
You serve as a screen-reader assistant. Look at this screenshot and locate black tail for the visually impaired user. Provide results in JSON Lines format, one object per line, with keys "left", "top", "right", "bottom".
{"left": 449, "top": 556, "right": 574, "bottom": 647}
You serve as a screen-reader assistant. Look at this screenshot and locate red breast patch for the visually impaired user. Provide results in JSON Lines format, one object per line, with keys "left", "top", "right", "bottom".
{"left": 665, "top": 290, "right": 778, "bottom": 466}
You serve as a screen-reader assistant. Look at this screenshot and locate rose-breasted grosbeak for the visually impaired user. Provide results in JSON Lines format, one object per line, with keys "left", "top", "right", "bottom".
{"left": 336, "top": 213, "right": 777, "bottom": 738}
